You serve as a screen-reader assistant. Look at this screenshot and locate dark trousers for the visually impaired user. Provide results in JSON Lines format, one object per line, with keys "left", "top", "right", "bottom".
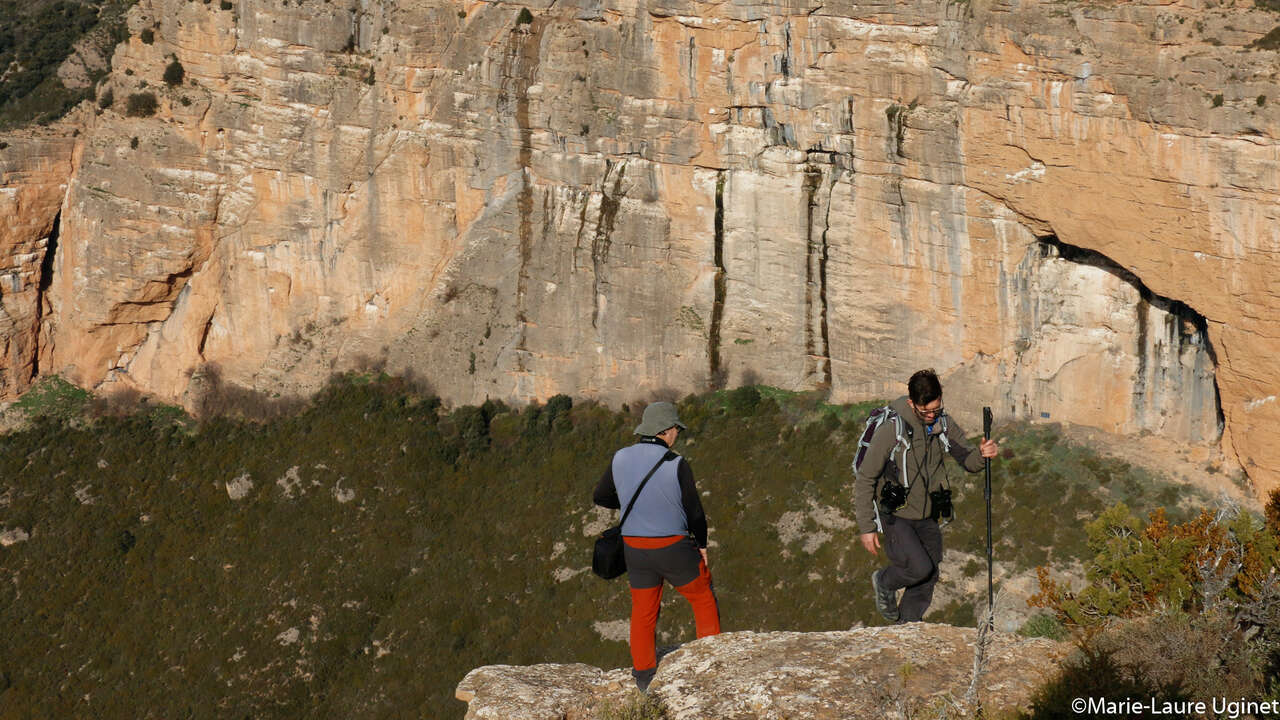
{"left": 879, "top": 515, "right": 943, "bottom": 623}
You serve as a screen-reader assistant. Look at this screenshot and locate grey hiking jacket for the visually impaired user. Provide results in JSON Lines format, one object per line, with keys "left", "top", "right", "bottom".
{"left": 853, "top": 396, "right": 985, "bottom": 535}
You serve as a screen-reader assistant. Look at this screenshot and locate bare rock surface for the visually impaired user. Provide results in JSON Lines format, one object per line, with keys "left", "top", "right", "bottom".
{"left": 0, "top": 129, "right": 76, "bottom": 397}
{"left": 456, "top": 625, "right": 1069, "bottom": 719}
{"left": 456, "top": 664, "right": 634, "bottom": 720}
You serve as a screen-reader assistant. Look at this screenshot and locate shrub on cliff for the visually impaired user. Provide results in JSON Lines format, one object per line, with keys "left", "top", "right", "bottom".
{"left": 125, "top": 91, "right": 158, "bottom": 117}
{"left": 163, "top": 59, "right": 185, "bottom": 86}
{"left": 1027, "top": 496, "right": 1280, "bottom": 714}
{"left": 597, "top": 693, "right": 668, "bottom": 720}
{"left": 11, "top": 375, "right": 91, "bottom": 421}
{"left": 1252, "top": 26, "right": 1280, "bottom": 50}
{"left": 1033, "top": 501, "right": 1279, "bottom": 624}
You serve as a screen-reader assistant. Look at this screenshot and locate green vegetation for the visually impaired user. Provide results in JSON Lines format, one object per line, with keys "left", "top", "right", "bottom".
{"left": 1027, "top": 497, "right": 1280, "bottom": 715}
{"left": 516, "top": 7, "right": 534, "bottom": 25}
{"left": 0, "top": 0, "right": 139, "bottom": 129}
{"left": 10, "top": 375, "right": 91, "bottom": 421}
{"left": 125, "top": 91, "right": 157, "bottom": 117}
{"left": 163, "top": 58, "right": 184, "bottom": 86}
{"left": 1252, "top": 26, "right": 1280, "bottom": 50}
{"left": 1212, "top": 93, "right": 1225, "bottom": 107}
{"left": 948, "top": 421, "right": 1200, "bottom": 575}
{"left": 1018, "top": 613, "right": 1067, "bottom": 641}
{"left": 1033, "top": 502, "right": 1278, "bottom": 624}
{"left": 0, "top": 377, "right": 1221, "bottom": 718}
{"left": 597, "top": 693, "right": 668, "bottom": 720}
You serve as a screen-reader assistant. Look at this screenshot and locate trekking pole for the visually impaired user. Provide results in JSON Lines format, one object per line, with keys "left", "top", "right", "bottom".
{"left": 983, "top": 406, "right": 994, "bottom": 628}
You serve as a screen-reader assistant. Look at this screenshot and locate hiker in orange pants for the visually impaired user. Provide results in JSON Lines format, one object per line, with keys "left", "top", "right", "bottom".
{"left": 594, "top": 402, "right": 721, "bottom": 691}
{"left": 625, "top": 537, "right": 721, "bottom": 682}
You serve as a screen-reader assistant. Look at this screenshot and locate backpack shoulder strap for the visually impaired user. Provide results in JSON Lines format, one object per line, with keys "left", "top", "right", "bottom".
{"left": 887, "top": 410, "right": 913, "bottom": 488}
{"left": 852, "top": 406, "right": 890, "bottom": 473}
{"left": 889, "top": 410, "right": 909, "bottom": 450}
{"left": 936, "top": 414, "right": 952, "bottom": 453}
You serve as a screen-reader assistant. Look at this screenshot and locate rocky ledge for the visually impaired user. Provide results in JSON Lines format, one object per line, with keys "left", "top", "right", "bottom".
{"left": 455, "top": 624, "right": 1069, "bottom": 719}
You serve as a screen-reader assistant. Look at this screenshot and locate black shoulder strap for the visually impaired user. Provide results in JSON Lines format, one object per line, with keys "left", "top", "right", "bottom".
{"left": 618, "top": 450, "right": 678, "bottom": 531}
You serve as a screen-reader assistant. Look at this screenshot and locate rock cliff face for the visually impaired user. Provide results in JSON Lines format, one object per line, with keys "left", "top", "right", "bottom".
{"left": 0, "top": 0, "right": 1277, "bottom": 494}
{"left": 454, "top": 625, "right": 1070, "bottom": 719}
{"left": 0, "top": 131, "right": 73, "bottom": 395}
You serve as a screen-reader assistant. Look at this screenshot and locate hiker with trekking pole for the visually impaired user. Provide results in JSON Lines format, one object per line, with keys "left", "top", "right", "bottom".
{"left": 852, "top": 369, "right": 1000, "bottom": 623}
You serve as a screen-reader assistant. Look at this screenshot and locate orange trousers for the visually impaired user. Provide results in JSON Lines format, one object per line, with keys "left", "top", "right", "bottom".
{"left": 625, "top": 540, "right": 721, "bottom": 672}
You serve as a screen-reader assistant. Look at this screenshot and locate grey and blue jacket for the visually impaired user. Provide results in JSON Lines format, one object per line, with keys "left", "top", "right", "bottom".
{"left": 593, "top": 437, "right": 709, "bottom": 548}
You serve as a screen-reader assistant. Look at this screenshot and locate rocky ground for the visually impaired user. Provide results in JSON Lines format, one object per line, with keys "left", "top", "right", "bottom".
{"left": 456, "top": 624, "right": 1071, "bottom": 720}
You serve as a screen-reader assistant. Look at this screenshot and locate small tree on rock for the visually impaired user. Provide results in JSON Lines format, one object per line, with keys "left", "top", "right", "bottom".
{"left": 163, "top": 59, "right": 184, "bottom": 86}
{"left": 125, "top": 92, "right": 158, "bottom": 117}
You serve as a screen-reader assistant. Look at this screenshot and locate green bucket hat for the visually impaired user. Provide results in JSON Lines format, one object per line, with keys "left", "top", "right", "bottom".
{"left": 634, "top": 401, "right": 687, "bottom": 436}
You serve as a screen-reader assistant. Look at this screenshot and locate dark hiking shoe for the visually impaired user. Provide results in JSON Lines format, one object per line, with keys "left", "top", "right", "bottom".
{"left": 872, "top": 568, "right": 899, "bottom": 622}
{"left": 633, "top": 667, "right": 656, "bottom": 693}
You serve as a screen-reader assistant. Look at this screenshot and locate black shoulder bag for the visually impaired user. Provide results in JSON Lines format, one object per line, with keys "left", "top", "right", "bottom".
{"left": 591, "top": 451, "right": 677, "bottom": 580}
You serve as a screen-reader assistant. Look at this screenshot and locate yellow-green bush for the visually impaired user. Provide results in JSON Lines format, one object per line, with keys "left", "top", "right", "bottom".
{"left": 1027, "top": 496, "right": 1280, "bottom": 715}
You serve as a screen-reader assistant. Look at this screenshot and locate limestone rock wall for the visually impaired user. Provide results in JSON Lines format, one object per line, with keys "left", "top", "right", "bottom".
{"left": 953, "top": 240, "right": 1221, "bottom": 443}
{"left": 0, "top": 131, "right": 75, "bottom": 396}
{"left": 0, "top": 0, "right": 1277, "bottom": 494}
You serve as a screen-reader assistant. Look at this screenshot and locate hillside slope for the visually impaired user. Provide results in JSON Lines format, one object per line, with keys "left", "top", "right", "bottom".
{"left": 0, "top": 379, "right": 1215, "bottom": 718}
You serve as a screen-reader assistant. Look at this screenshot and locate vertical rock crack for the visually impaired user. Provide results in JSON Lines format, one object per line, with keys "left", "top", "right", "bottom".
{"left": 709, "top": 171, "right": 727, "bottom": 389}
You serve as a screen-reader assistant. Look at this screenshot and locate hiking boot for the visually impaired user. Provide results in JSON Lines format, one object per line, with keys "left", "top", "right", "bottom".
{"left": 632, "top": 667, "right": 656, "bottom": 693}
{"left": 872, "top": 568, "right": 899, "bottom": 622}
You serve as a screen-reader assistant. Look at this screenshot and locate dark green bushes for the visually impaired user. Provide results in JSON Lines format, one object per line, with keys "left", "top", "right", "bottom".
{"left": 163, "top": 59, "right": 184, "bottom": 86}
{"left": 0, "top": 377, "right": 1220, "bottom": 719}
{"left": 1252, "top": 26, "right": 1280, "bottom": 50}
{"left": 0, "top": 0, "right": 140, "bottom": 128}
{"left": 125, "top": 91, "right": 157, "bottom": 116}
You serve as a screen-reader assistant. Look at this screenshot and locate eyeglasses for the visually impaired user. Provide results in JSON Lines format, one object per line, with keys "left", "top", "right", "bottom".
{"left": 915, "top": 404, "right": 944, "bottom": 417}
